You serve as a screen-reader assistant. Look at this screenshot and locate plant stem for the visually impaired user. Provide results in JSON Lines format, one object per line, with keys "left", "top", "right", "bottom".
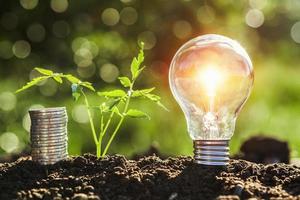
{"left": 100, "top": 111, "right": 115, "bottom": 139}
{"left": 98, "top": 110, "right": 114, "bottom": 158}
{"left": 102, "top": 83, "right": 134, "bottom": 156}
{"left": 81, "top": 90, "right": 99, "bottom": 156}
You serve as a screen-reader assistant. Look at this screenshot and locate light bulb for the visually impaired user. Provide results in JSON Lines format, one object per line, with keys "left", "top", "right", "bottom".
{"left": 169, "top": 34, "right": 254, "bottom": 165}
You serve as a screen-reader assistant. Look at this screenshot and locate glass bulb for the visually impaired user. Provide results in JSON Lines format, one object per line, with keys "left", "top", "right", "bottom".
{"left": 169, "top": 34, "right": 254, "bottom": 165}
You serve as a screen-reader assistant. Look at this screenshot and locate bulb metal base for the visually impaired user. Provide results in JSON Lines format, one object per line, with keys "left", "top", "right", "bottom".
{"left": 193, "top": 140, "right": 229, "bottom": 166}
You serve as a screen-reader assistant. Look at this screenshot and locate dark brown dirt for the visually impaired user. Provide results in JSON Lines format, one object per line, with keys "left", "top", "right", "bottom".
{"left": 236, "top": 136, "right": 290, "bottom": 164}
{"left": 0, "top": 154, "right": 300, "bottom": 200}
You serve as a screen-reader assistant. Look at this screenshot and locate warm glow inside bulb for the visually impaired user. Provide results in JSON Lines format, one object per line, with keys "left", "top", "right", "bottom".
{"left": 199, "top": 67, "right": 223, "bottom": 97}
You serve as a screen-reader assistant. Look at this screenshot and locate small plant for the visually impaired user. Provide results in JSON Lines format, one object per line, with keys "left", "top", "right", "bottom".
{"left": 16, "top": 44, "right": 167, "bottom": 158}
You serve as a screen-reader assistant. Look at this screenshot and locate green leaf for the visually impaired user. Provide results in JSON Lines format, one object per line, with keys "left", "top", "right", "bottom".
{"left": 34, "top": 67, "right": 53, "bottom": 76}
{"left": 132, "top": 87, "right": 155, "bottom": 97}
{"left": 157, "top": 101, "right": 169, "bottom": 111}
{"left": 15, "top": 76, "right": 49, "bottom": 93}
{"left": 130, "top": 47, "right": 144, "bottom": 79}
{"left": 126, "top": 109, "right": 150, "bottom": 119}
{"left": 53, "top": 76, "right": 63, "bottom": 83}
{"left": 80, "top": 82, "right": 95, "bottom": 92}
{"left": 98, "top": 90, "right": 126, "bottom": 98}
{"left": 118, "top": 77, "right": 131, "bottom": 87}
{"left": 106, "top": 98, "right": 122, "bottom": 110}
{"left": 72, "top": 91, "right": 81, "bottom": 101}
{"left": 136, "top": 66, "right": 145, "bottom": 78}
{"left": 66, "top": 74, "right": 81, "bottom": 84}
{"left": 144, "top": 93, "right": 161, "bottom": 101}
{"left": 100, "top": 102, "right": 110, "bottom": 112}
{"left": 111, "top": 106, "right": 122, "bottom": 117}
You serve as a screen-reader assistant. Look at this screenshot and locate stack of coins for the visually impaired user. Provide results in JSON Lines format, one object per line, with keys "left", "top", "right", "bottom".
{"left": 29, "top": 107, "right": 68, "bottom": 165}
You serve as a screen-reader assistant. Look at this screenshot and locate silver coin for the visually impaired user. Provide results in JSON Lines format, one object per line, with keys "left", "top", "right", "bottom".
{"left": 31, "top": 140, "right": 67, "bottom": 146}
{"left": 31, "top": 127, "right": 67, "bottom": 131}
{"left": 31, "top": 130, "right": 67, "bottom": 134}
{"left": 30, "top": 120, "right": 68, "bottom": 125}
{"left": 31, "top": 139, "right": 67, "bottom": 143}
{"left": 30, "top": 132, "right": 67, "bottom": 136}
{"left": 30, "top": 115, "right": 67, "bottom": 121}
{"left": 32, "top": 156, "right": 68, "bottom": 164}
{"left": 31, "top": 127, "right": 67, "bottom": 132}
{"left": 31, "top": 146, "right": 67, "bottom": 151}
{"left": 31, "top": 151, "right": 67, "bottom": 156}
{"left": 31, "top": 148, "right": 67, "bottom": 154}
{"left": 31, "top": 133, "right": 67, "bottom": 137}
{"left": 32, "top": 152, "right": 67, "bottom": 157}
{"left": 30, "top": 115, "right": 67, "bottom": 119}
{"left": 31, "top": 141, "right": 67, "bottom": 149}
{"left": 30, "top": 123, "right": 67, "bottom": 127}
{"left": 30, "top": 113, "right": 67, "bottom": 119}
{"left": 31, "top": 143, "right": 67, "bottom": 148}
{"left": 29, "top": 111, "right": 66, "bottom": 115}
{"left": 30, "top": 136, "right": 68, "bottom": 145}
{"left": 30, "top": 117, "right": 67, "bottom": 122}
{"left": 30, "top": 127, "right": 67, "bottom": 132}
{"left": 29, "top": 107, "right": 66, "bottom": 112}
{"left": 30, "top": 123, "right": 67, "bottom": 129}
{"left": 31, "top": 129, "right": 67, "bottom": 134}
{"left": 30, "top": 139, "right": 67, "bottom": 145}
{"left": 31, "top": 153, "right": 68, "bottom": 159}
{"left": 29, "top": 112, "right": 66, "bottom": 117}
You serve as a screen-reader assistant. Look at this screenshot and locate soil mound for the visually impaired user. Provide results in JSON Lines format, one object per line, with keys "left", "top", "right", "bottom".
{"left": 0, "top": 154, "right": 300, "bottom": 200}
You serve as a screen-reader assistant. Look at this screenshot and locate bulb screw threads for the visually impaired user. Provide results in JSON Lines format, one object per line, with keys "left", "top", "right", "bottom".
{"left": 193, "top": 140, "right": 230, "bottom": 166}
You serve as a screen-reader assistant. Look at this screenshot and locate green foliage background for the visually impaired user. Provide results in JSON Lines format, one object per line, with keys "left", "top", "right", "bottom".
{"left": 1, "top": 0, "right": 300, "bottom": 158}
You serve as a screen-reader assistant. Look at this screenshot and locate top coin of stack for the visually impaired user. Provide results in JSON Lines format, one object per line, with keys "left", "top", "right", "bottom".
{"left": 29, "top": 107, "right": 68, "bottom": 165}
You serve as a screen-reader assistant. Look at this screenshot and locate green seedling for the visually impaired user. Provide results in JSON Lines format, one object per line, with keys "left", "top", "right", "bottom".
{"left": 16, "top": 44, "right": 167, "bottom": 158}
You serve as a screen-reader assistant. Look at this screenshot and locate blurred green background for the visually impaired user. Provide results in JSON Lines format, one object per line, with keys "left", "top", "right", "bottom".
{"left": 1, "top": 0, "right": 300, "bottom": 158}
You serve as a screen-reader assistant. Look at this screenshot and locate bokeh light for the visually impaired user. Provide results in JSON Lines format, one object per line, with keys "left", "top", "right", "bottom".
{"left": 172, "top": 20, "right": 192, "bottom": 39}
{"left": 101, "top": 8, "right": 120, "bottom": 26}
{"left": 249, "top": 0, "right": 268, "bottom": 10}
{"left": 245, "top": 9, "right": 264, "bottom": 28}
{"left": 291, "top": 21, "right": 300, "bottom": 43}
{"left": 22, "top": 114, "right": 31, "bottom": 133}
{"left": 12, "top": 40, "right": 31, "bottom": 58}
{"left": 0, "top": 41, "right": 13, "bottom": 59}
{"left": 52, "top": 20, "right": 70, "bottom": 38}
{"left": 20, "top": 0, "right": 39, "bottom": 10}
{"left": 77, "top": 63, "right": 96, "bottom": 78}
{"left": 22, "top": 104, "right": 44, "bottom": 133}
{"left": 137, "top": 31, "right": 156, "bottom": 49}
{"left": 72, "top": 105, "right": 90, "bottom": 124}
{"left": 120, "top": 7, "right": 138, "bottom": 25}
{"left": 99, "top": 63, "right": 119, "bottom": 83}
{"left": 74, "top": 48, "right": 93, "bottom": 67}
{"left": 197, "top": 6, "right": 215, "bottom": 24}
{"left": 0, "top": 132, "right": 19, "bottom": 153}
{"left": 74, "top": 14, "right": 93, "bottom": 33}
{"left": 39, "top": 79, "right": 58, "bottom": 96}
{"left": 0, "top": 92, "right": 17, "bottom": 111}
{"left": 50, "top": 0, "right": 68, "bottom": 13}
{"left": 26, "top": 23, "right": 46, "bottom": 42}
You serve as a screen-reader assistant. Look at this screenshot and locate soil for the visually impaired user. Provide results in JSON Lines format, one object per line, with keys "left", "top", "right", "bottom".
{"left": 236, "top": 136, "right": 290, "bottom": 164}
{"left": 0, "top": 154, "right": 300, "bottom": 200}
